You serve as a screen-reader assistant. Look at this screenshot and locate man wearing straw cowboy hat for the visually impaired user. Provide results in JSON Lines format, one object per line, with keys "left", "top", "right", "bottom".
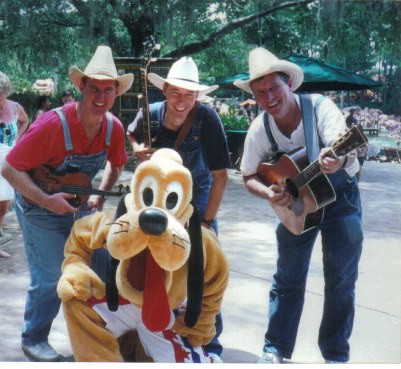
{"left": 235, "top": 47, "right": 363, "bottom": 364}
{"left": 127, "top": 57, "right": 231, "bottom": 235}
{"left": 127, "top": 56, "right": 231, "bottom": 358}
{"left": 2, "top": 45, "right": 133, "bottom": 362}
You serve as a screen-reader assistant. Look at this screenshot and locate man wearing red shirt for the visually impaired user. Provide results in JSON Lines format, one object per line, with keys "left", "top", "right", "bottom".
{"left": 1, "top": 46, "right": 133, "bottom": 362}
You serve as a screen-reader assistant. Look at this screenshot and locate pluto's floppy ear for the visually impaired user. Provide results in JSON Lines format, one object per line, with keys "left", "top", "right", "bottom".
{"left": 106, "top": 194, "right": 128, "bottom": 311}
{"left": 184, "top": 201, "right": 204, "bottom": 327}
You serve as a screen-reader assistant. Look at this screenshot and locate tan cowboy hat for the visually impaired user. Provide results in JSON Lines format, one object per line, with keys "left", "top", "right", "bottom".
{"left": 147, "top": 57, "right": 218, "bottom": 97}
{"left": 240, "top": 98, "right": 256, "bottom": 107}
{"left": 69, "top": 45, "right": 134, "bottom": 96}
{"left": 234, "top": 47, "right": 304, "bottom": 94}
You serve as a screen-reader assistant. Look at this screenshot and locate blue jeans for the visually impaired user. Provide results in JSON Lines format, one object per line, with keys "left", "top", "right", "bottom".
{"left": 16, "top": 193, "right": 108, "bottom": 345}
{"left": 263, "top": 172, "right": 363, "bottom": 362}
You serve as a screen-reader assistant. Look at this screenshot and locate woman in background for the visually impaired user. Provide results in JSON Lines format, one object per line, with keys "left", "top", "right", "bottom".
{"left": 34, "top": 95, "right": 51, "bottom": 119}
{"left": 0, "top": 71, "right": 29, "bottom": 257}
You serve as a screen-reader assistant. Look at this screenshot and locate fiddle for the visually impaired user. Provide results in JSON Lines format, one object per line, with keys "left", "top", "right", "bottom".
{"left": 25, "top": 166, "right": 129, "bottom": 207}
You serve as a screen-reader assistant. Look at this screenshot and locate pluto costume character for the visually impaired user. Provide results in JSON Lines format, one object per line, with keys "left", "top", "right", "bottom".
{"left": 57, "top": 149, "right": 229, "bottom": 362}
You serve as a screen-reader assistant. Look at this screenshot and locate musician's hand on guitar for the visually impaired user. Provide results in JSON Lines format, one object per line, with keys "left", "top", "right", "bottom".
{"left": 319, "top": 147, "right": 343, "bottom": 174}
{"left": 43, "top": 193, "right": 79, "bottom": 215}
{"left": 268, "top": 184, "right": 294, "bottom": 207}
{"left": 134, "top": 143, "right": 156, "bottom": 161}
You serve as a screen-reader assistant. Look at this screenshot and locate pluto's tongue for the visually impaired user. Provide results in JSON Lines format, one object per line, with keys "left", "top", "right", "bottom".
{"left": 142, "top": 250, "right": 171, "bottom": 332}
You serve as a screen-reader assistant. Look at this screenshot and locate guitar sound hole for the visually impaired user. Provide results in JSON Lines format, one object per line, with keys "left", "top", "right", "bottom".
{"left": 285, "top": 179, "right": 299, "bottom": 199}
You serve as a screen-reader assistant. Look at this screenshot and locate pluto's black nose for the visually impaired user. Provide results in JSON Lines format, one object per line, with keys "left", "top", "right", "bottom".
{"left": 139, "top": 208, "right": 168, "bottom": 235}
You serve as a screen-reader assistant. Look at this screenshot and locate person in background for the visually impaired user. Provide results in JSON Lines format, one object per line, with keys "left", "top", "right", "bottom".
{"left": 34, "top": 95, "right": 51, "bottom": 119}
{"left": 61, "top": 89, "right": 76, "bottom": 105}
{"left": 235, "top": 47, "right": 363, "bottom": 364}
{"left": 0, "top": 71, "right": 29, "bottom": 257}
{"left": 345, "top": 108, "right": 358, "bottom": 129}
{"left": 346, "top": 108, "right": 366, "bottom": 180}
{"left": 198, "top": 94, "right": 214, "bottom": 109}
{"left": 240, "top": 98, "right": 256, "bottom": 124}
{"left": 126, "top": 57, "right": 231, "bottom": 359}
{"left": 1, "top": 45, "right": 133, "bottom": 361}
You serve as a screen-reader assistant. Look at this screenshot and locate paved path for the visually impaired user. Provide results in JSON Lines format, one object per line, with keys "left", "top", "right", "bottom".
{"left": 0, "top": 160, "right": 400, "bottom": 364}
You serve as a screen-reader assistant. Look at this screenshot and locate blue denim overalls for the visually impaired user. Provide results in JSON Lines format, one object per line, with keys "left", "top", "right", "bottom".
{"left": 262, "top": 95, "right": 363, "bottom": 362}
{"left": 16, "top": 108, "right": 112, "bottom": 346}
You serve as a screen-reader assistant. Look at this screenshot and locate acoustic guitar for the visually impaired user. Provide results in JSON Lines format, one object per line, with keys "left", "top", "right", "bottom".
{"left": 257, "top": 125, "right": 368, "bottom": 235}
{"left": 26, "top": 166, "right": 129, "bottom": 207}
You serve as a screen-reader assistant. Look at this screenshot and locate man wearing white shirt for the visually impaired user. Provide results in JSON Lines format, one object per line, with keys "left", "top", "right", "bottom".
{"left": 235, "top": 47, "right": 363, "bottom": 364}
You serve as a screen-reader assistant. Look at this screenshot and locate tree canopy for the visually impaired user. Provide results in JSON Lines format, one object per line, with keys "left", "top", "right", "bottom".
{"left": 0, "top": 0, "right": 400, "bottom": 113}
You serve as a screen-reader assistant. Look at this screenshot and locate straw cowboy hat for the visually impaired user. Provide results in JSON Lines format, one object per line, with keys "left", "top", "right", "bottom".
{"left": 147, "top": 57, "right": 218, "bottom": 97}
{"left": 69, "top": 45, "right": 134, "bottom": 96}
{"left": 240, "top": 98, "right": 256, "bottom": 107}
{"left": 234, "top": 47, "right": 304, "bottom": 94}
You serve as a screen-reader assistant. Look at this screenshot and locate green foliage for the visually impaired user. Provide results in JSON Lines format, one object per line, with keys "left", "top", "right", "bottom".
{"left": 0, "top": 0, "right": 399, "bottom": 115}
{"left": 219, "top": 104, "right": 249, "bottom": 130}
{"left": 10, "top": 92, "right": 39, "bottom": 122}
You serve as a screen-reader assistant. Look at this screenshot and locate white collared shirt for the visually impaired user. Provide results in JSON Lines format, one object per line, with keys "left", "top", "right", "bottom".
{"left": 240, "top": 94, "right": 359, "bottom": 177}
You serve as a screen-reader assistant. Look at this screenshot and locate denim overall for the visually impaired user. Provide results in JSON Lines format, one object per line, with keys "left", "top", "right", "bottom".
{"left": 150, "top": 102, "right": 213, "bottom": 224}
{"left": 262, "top": 95, "right": 363, "bottom": 362}
{"left": 16, "top": 108, "right": 112, "bottom": 346}
{"left": 150, "top": 102, "right": 222, "bottom": 355}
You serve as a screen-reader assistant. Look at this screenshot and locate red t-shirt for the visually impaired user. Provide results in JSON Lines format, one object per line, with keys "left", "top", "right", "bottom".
{"left": 6, "top": 103, "right": 128, "bottom": 170}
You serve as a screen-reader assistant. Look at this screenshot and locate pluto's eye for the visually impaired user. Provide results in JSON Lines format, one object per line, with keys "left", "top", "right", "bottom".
{"left": 138, "top": 175, "right": 158, "bottom": 208}
{"left": 166, "top": 192, "right": 178, "bottom": 210}
{"left": 164, "top": 181, "right": 184, "bottom": 214}
{"left": 143, "top": 187, "right": 154, "bottom": 206}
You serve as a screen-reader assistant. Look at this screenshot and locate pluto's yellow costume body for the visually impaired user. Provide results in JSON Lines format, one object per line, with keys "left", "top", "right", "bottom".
{"left": 57, "top": 149, "right": 229, "bottom": 362}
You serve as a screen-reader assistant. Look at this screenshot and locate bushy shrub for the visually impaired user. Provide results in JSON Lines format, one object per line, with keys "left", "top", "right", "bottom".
{"left": 219, "top": 104, "right": 249, "bottom": 130}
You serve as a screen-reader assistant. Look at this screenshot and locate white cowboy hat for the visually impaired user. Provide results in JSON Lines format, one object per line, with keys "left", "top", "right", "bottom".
{"left": 234, "top": 47, "right": 304, "bottom": 94}
{"left": 147, "top": 57, "right": 218, "bottom": 97}
{"left": 69, "top": 45, "right": 134, "bottom": 96}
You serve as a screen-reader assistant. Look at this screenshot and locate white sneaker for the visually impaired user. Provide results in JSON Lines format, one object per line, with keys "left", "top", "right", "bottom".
{"left": 258, "top": 351, "right": 284, "bottom": 364}
{"left": 22, "top": 342, "right": 61, "bottom": 362}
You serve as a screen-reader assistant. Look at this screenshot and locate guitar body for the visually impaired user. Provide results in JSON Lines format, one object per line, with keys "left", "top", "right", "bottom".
{"left": 256, "top": 125, "right": 367, "bottom": 235}
{"left": 257, "top": 147, "right": 335, "bottom": 235}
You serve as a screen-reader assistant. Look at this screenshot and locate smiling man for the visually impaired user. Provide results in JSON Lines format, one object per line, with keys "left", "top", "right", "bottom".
{"left": 126, "top": 57, "right": 230, "bottom": 359}
{"left": 127, "top": 57, "right": 231, "bottom": 235}
{"left": 1, "top": 45, "right": 133, "bottom": 362}
{"left": 235, "top": 47, "right": 363, "bottom": 364}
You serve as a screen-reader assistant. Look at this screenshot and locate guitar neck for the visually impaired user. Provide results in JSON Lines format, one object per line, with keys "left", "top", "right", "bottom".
{"left": 141, "top": 68, "right": 152, "bottom": 148}
{"left": 292, "top": 148, "right": 343, "bottom": 190}
{"left": 292, "top": 160, "right": 322, "bottom": 190}
{"left": 292, "top": 125, "right": 367, "bottom": 190}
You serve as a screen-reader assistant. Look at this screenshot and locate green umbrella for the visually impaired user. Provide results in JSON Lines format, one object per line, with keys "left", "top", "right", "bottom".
{"left": 220, "top": 54, "right": 382, "bottom": 92}
{"left": 286, "top": 54, "right": 382, "bottom": 91}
